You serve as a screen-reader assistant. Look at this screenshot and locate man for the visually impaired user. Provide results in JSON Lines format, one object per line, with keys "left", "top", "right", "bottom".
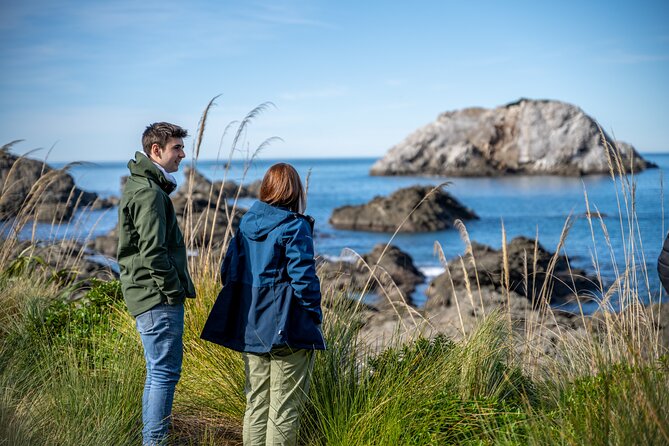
{"left": 117, "top": 122, "right": 196, "bottom": 445}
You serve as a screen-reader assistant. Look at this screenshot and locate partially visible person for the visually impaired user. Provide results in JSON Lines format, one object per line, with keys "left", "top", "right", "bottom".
{"left": 659, "top": 232, "right": 669, "bottom": 294}
{"left": 117, "top": 122, "right": 196, "bottom": 445}
{"left": 201, "top": 162, "right": 325, "bottom": 446}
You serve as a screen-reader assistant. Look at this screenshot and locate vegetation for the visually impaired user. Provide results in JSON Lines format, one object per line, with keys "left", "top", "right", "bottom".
{"left": 0, "top": 102, "right": 666, "bottom": 445}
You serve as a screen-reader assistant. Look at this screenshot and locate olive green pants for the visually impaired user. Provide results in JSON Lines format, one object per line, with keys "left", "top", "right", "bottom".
{"left": 242, "top": 348, "right": 314, "bottom": 446}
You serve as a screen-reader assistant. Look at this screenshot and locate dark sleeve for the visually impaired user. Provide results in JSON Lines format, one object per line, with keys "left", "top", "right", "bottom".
{"left": 659, "top": 233, "right": 669, "bottom": 294}
{"left": 220, "top": 232, "right": 240, "bottom": 286}
{"left": 132, "top": 189, "right": 185, "bottom": 302}
{"left": 283, "top": 218, "right": 322, "bottom": 323}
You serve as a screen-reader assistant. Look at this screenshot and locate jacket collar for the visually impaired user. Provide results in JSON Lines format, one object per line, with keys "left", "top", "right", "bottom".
{"left": 240, "top": 201, "right": 315, "bottom": 240}
{"left": 127, "top": 151, "right": 177, "bottom": 195}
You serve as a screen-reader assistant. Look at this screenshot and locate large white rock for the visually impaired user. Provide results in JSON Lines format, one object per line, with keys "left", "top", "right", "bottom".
{"left": 370, "top": 99, "right": 655, "bottom": 176}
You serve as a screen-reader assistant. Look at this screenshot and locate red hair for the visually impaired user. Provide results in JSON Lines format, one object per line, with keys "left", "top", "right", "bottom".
{"left": 259, "top": 163, "right": 305, "bottom": 213}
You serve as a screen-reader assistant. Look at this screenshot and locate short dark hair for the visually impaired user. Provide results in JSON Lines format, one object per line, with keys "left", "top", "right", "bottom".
{"left": 259, "top": 163, "right": 305, "bottom": 213}
{"left": 142, "top": 122, "right": 188, "bottom": 155}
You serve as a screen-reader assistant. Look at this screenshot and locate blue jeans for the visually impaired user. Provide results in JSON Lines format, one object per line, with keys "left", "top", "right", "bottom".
{"left": 135, "top": 303, "right": 185, "bottom": 445}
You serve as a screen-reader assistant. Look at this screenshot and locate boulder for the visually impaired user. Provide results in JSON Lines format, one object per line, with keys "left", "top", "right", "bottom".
{"left": 370, "top": 98, "right": 656, "bottom": 177}
{"left": 319, "top": 244, "right": 425, "bottom": 305}
{"left": 92, "top": 169, "right": 247, "bottom": 257}
{"left": 178, "top": 206, "right": 245, "bottom": 250}
{"left": 90, "top": 227, "right": 120, "bottom": 258}
{"left": 171, "top": 168, "right": 247, "bottom": 249}
{"left": 0, "top": 144, "right": 113, "bottom": 221}
{"left": 329, "top": 185, "right": 478, "bottom": 232}
{"left": 175, "top": 167, "right": 259, "bottom": 212}
{"left": 356, "top": 286, "right": 596, "bottom": 362}
{"left": 425, "top": 236, "right": 600, "bottom": 309}
{"left": 6, "top": 239, "right": 118, "bottom": 284}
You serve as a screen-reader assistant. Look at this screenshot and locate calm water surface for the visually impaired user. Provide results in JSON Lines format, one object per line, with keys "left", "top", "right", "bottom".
{"left": 42, "top": 154, "right": 668, "bottom": 309}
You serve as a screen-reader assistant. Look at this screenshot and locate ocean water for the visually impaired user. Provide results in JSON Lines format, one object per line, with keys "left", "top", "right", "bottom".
{"left": 37, "top": 153, "right": 669, "bottom": 309}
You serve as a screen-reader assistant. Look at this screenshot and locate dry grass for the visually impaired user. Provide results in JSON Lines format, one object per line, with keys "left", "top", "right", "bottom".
{"left": 0, "top": 98, "right": 666, "bottom": 445}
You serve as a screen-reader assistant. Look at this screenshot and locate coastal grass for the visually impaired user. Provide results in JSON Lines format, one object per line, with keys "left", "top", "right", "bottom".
{"left": 2, "top": 272, "right": 665, "bottom": 445}
{"left": 0, "top": 104, "right": 667, "bottom": 444}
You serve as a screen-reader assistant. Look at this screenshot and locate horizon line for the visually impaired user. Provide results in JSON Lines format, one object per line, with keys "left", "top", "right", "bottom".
{"left": 39, "top": 151, "right": 669, "bottom": 166}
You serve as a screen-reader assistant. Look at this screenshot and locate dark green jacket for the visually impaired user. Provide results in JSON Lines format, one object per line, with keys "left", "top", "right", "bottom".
{"left": 117, "top": 152, "right": 196, "bottom": 317}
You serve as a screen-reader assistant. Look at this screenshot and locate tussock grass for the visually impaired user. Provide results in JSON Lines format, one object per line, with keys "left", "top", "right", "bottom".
{"left": 0, "top": 100, "right": 666, "bottom": 445}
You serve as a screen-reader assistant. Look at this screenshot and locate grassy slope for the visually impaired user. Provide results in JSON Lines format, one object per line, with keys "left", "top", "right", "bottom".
{"left": 0, "top": 273, "right": 666, "bottom": 445}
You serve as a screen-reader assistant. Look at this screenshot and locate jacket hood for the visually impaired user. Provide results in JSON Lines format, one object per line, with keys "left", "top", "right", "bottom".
{"left": 240, "top": 201, "right": 295, "bottom": 241}
{"left": 127, "top": 151, "right": 176, "bottom": 195}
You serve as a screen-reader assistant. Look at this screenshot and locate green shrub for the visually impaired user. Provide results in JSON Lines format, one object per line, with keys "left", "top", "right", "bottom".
{"left": 30, "top": 279, "right": 123, "bottom": 339}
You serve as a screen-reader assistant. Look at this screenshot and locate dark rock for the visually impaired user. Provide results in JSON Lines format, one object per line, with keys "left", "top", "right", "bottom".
{"left": 175, "top": 167, "right": 258, "bottom": 213}
{"left": 89, "top": 196, "right": 119, "bottom": 210}
{"left": 90, "top": 227, "right": 119, "bottom": 258}
{"left": 318, "top": 244, "right": 425, "bottom": 305}
{"left": 425, "top": 236, "right": 600, "bottom": 309}
{"left": 0, "top": 145, "right": 112, "bottom": 221}
{"left": 8, "top": 239, "right": 118, "bottom": 284}
{"left": 91, "top": 169, "right": 248, "bottom": 257}
{"left": 178, "top": 206, "right": 245, "bottom": 250}
{"left": 172, "top": 167, "right": 247, "bottom": 249}
{"left": 329, "top": 185, "right": 478, "bottom": 233}
{"left": 371, "top": 98, "right": 656, "bottom": 177}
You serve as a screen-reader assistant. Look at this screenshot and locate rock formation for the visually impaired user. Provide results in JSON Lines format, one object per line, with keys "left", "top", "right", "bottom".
{"left": 370, "top": 98, "right": 656, "bottom": 177}
{"left": 329, "top": 185, "right": 478, "bottom": 232}
{"left": 91, "top": 168, "right": 248, "bottom": 257}
{"left": 0, "top": 145, "right": 114, "bottom": 221}
{"left": 175, "top": 167, "right": 259, "bottom": 206}
{"left": 425, "top": 236, "right": 600, "bottom": 309}
{"left": 6, "top": 239, "right": 118, "bottom": 283}
{"left": 318, "top": 244, "right": 425, "bottom": 305}
{"left": 352, "top": 236, "right": 606, "bottom": 359}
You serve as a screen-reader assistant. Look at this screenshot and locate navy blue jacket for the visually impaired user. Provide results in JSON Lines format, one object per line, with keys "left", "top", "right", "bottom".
{"left": 201, "top": 201, "right": 325, "bottom": 353}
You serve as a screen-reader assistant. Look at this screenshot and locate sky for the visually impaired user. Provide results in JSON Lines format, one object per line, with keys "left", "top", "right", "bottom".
{"left": 1, "top": 0, "right": 668, "bottom": 162}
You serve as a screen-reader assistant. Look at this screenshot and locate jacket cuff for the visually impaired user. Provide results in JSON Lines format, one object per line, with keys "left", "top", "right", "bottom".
{"left": 310, "top": 308, "right": 323, "bottom": 324}
{"left": 165, "top": 289, "right": 186, "bottom": 305}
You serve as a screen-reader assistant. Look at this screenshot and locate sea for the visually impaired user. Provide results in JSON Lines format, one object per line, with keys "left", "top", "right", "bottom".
{"left": 35, "top": 153, "right": 669, "bottom": 311}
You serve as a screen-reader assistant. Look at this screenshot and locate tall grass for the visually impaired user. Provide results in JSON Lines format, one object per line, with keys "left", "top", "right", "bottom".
{"left": 0, "top": 277, "right": 144, "bottom": 445}
{"left": 0, "top": 101, "right": 666, "bottom": 445}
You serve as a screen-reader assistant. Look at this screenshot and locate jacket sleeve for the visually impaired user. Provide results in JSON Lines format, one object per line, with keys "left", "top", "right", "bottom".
{"left": 283, "top": 218, "right": 323, "bottom": 323}
{"left": 131, "top": 188, "right": 185, "bottom": 303}
{"left": 659, "top": 232, "right": 669, "bottom": 294}
{"left": 220, "top": 232, "right": 240, "bottom": 286}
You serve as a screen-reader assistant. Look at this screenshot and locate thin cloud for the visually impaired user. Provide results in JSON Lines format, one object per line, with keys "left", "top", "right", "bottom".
{"left": 597, "top": 52, "right": 669, "bottom": 64}
{"left": 279, "top": 86, "right": 349, "bottom": 101}
{"left": 246, "top": 1, "right": 336, "bottom": 29}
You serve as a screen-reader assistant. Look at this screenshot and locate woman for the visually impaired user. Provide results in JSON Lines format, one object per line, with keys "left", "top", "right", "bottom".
{"left": 201, "top": 163, "right": 325, "bottom": 446}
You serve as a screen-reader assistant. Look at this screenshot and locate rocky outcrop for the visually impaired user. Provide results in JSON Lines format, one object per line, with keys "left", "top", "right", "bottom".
{"left": 174, "top": 167, "right": 259, "bottom": 208}
{"left": 90, "top": 227, "right": 119, "bottom": 258}
{"left": 0, "top": 145, "right": 114, "bottom": 221}
{"left": 370, "top": 99, "right": 656, "bottom": 177}
{"left": 353, "top": 236, "right": 606, "bottom": 357}
{"left": 355, "top": 238, "right": 604, "bottom": 360}
{"left": 7, "top": 239, "right": 118, "bottom": 283}
{"left": 356, "top": 286, "right": 596, "bottom": 361}
{"left": 91, "top": 169, "right": 248, "bottom": 257}
{"left": 169, "top": 168, "right": 248, "bottom": 250}
{"left": 425, "top": 236, "right": 600, "bottom": 309}
{"left": 318, "top": 244, "right": 425, "bottom": 305}
{"left": 329, "top": 185, "right": 478, "bottom": 232}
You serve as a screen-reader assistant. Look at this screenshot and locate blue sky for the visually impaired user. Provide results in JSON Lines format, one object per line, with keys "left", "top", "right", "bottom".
{"left": 1, "top": 0, "right": 668, "bottom": 162}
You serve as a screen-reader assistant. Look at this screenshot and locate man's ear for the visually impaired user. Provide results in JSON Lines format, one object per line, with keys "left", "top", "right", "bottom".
{"left": 151, "top": 143, "right": 162, "bottom": 158}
